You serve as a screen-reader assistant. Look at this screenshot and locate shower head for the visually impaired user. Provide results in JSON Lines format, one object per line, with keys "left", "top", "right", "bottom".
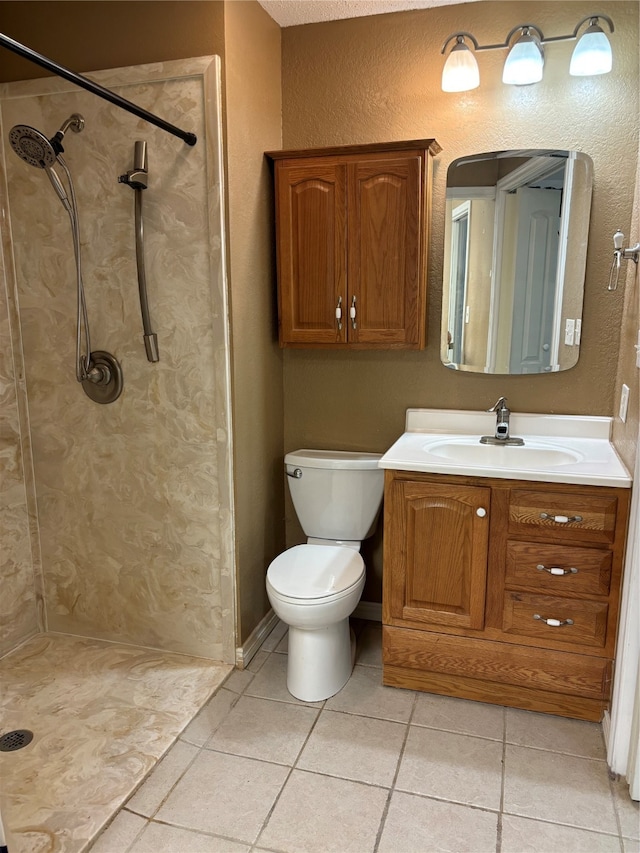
{"left": 9, "top": 124, "right": 58, "bottom": 169}
{"left": 8, "top": 114, "right": 85, "bottom": 168}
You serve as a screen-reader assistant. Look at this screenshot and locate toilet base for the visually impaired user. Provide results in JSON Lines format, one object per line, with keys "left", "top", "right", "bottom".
{"left": 286, "top": 617, "right": 355, "bottom": 702}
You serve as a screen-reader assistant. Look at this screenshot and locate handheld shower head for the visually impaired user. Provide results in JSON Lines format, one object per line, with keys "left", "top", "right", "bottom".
{"left": 9, "top": 124, "right": 57, "bottom": 168}
{"left": 45, "top": 166, "right": 72, "bottom": 214}
{"left": 8, "top": 114, "right": 85, "bottom": 166}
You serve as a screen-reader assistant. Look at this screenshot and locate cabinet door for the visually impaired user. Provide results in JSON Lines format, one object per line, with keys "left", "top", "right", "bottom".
{"left": 384, "top": 479, "right": 490, "bottom": 630}
{"left": 276, "top": 161, "right": 347, "bottom": 344}
{"left": 348, "top": 155, "right": 423, "bottom": 347}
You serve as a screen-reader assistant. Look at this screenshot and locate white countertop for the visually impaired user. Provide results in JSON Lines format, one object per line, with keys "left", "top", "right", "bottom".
{"left": 379, "top": 409, "right": 632, "bottom": 488}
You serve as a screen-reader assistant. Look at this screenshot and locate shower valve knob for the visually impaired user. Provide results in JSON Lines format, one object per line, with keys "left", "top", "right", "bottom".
{"left": 87, "top": 364, "right": 111, "bottom": 385}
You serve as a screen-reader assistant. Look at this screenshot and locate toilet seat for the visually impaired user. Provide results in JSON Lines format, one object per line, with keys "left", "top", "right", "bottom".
{"left": 267, "top": 544, "right": 364, "bottom": 601}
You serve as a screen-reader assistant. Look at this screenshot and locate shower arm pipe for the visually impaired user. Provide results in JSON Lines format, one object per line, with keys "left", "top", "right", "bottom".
{"left": 0, "top": 33, "right": 197, "bottom": 147}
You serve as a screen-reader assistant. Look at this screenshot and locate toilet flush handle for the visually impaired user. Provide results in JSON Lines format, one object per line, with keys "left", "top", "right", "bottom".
{"left": 287, "top": 468, "right": 303, "bottom": 479}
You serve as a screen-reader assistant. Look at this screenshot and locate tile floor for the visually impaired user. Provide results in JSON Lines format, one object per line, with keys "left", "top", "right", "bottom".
{"left": 92, "top": 621, "right": 640, "bottom": 853}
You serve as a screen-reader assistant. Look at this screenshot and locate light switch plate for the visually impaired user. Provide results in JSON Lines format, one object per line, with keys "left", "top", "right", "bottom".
{"left": 619, "top": 384, "right": 630, "bottom": 423}
{"left": 565, "top": 318, "right": 575, "bottom": 346}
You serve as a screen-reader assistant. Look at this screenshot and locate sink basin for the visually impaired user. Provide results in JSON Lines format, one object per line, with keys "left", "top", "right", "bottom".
{"left": 378, "top": 409, "right": 632, "bottom": 487}
{"left": 423, "top": 438, "right": 584, "bottom": 468}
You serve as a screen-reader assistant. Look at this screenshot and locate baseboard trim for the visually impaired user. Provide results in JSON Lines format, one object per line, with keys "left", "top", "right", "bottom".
{"left": 235, "top": 608, "right": 279, "bottom": 670}
{"left": 354, "top": 600, "right": 382, "bottom": 622}
{"left": 603, "top": 709, "right": 611, "bottom": 750}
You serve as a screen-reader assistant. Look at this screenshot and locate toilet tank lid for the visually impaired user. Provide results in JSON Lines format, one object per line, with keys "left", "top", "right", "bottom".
{"left": 285, "top": 449, "right": 382, "bottom": 470}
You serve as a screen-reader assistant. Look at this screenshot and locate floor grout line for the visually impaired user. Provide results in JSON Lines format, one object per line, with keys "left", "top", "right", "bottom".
{"left": 496, "top": 705, "right": 507, "bottom": 853}
{"left": 372, "top": 686, "right": 418, "bottom": 853}
{"left": 124, "top": 738, "right": 204, "bottom": 822}
{"left": 606, "top": 771, "right": 630, "bottom": 853}
{"left": 251, "top": 659, "right": 327, "bottom": 851}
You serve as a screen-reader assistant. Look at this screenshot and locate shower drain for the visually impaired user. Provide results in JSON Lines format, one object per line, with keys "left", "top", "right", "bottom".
{"left": 0, "top": 729, "right": 34, "bottom": 752}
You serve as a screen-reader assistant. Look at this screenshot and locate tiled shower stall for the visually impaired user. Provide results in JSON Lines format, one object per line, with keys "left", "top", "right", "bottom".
{"left": 0, "top": 56, "right": 237, "bottom": 849}
{"left": 1, "top": 55, "right": 235, "bottom": 660}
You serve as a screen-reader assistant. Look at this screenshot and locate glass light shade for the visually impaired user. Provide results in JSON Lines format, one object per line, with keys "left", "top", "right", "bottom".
{"left": 442, "top": 42, "right": 480, "bottom": 92}
{"left": 502, "top": 33, "right": 544, "bottom": 85}
{"left": 570, "top": 25, "right": 612, "bottom": 76}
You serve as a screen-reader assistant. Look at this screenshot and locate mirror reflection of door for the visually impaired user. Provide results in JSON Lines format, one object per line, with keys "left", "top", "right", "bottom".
{"left": 442, "top": 150, "right": 593, "bottom": 375}
{"left": 509, "top": 187, "right": 561, "bottom": 373}
{"left": 448, "top": 201, "right": 470, "bottom": 365}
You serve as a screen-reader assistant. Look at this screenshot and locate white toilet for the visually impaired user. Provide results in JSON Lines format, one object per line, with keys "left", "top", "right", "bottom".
{"left": 266, "top": 449, "right": 384, "bottom": 702}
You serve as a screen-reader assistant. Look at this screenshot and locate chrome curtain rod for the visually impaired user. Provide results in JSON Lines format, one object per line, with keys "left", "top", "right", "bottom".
{"left": 0, "top": 33, "right": 197, "bottom": 146}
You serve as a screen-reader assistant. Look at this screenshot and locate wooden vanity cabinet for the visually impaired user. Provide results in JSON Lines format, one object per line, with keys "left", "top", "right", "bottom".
{"left": 382, "top": 470, "right": 630, "bottom": 721}
{"left": 266, "top": 140, "right": 441, "bottom": 349}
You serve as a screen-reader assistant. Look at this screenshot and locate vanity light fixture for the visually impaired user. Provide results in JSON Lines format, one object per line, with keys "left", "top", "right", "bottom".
{"left": 441, "top": 33, "right": 480, "bottom": 92}
{"left": 569, "top": 17, "right": 613, "bottom": 75}
{"left": 502, "top": 26, "right": 544, "bottom": 85}
{"left": 441, "top": 14, "right": 614, "bottom": 92}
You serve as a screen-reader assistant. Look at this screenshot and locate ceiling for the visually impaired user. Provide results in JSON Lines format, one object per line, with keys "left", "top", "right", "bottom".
{"left": 257, "top": 0, "right": 478, "bottom": 28}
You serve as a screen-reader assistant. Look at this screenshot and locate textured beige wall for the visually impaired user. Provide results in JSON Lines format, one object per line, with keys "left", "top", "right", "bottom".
{"left": 224, "top": 1, "right": 284, "bottom": 645}
{"left": 611, "top": 142, "right": 640, "bottom": 472}
{"left": 280, "top": 1, "right": 639, "bottom": 596}
{"left": 0, "top": 2, "right": 226, "bottom": 80}
{"left": 281, "top": 0, "right": 639, "bottom": 449}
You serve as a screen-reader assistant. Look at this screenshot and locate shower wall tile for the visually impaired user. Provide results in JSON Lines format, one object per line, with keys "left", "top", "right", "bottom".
{"left": 1, "top": 58, "right": 235, "bottom": 660}
{"left": 0, "top": 119, "right": 43, "bottom": 655}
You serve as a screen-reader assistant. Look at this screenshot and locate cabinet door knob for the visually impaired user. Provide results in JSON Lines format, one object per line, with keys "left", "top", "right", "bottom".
{"left": 536, "top": 564, "right": 579, "bottom": 576}
{"left": 350, "top": 295, "right": 357, "bottom": 330}
{"left": 476, "top": 507, "right": 487, "bottom": 517}
{"left": 335, "top": 296, "right": 343, "bottom": 331}
{"left": 533, "top": 614, "right": 574, "bottom": 628}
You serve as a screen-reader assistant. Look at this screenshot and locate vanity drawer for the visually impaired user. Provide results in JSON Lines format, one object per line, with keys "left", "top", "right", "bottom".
{"left": 505, "top": 541, "right": 612, "bottom": 596}
{"left": 508, "top": 490, "right": 617, "bottom": 545}
{"left": 502, "top": 592, "right": 608, "bottom": 649}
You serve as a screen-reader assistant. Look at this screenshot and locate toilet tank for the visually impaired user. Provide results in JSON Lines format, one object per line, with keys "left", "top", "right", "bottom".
{"left": 285, "top": 449, "right": 384, "bottom": 542}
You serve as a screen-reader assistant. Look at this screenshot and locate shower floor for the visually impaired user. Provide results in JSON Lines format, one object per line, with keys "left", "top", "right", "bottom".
{"left": 0, "top": 633, "right": 232, "bottom": 853}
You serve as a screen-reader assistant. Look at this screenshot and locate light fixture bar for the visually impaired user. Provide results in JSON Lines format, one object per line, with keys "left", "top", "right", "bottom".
{"left": 441, "top": 14, "right": 614, "bottom": 92}
{"left": 441, "top": 15, "right": 614, "bottom": 56}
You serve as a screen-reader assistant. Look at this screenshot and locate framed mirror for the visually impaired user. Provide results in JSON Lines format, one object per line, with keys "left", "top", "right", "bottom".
{"left": 441, "top": 149, "right": 593, "bottom": 374}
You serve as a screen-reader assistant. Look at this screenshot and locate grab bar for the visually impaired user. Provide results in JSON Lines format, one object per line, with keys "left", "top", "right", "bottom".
{"left": 119, "top": 141, "right": 159, "bottom": 362}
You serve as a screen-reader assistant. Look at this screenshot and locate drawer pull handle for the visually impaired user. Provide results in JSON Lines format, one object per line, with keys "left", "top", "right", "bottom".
{"left": 539, "top": 513, "right": 583, "bottom": 524}
{"left": 533, "top": 614, "right": 574, "bottom": 628}
{"left": 536, "top": 564, "right": 579, "bottom": 576}
{"left": 336, "top": 296, "right": 343, "bottom": 331}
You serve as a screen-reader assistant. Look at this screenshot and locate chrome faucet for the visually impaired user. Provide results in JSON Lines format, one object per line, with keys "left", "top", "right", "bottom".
{"left": 480, "top": 397, "right": 524, "bottom": 446}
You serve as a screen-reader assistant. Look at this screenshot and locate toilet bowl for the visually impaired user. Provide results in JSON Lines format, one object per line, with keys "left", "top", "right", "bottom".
{"left": 266, "top": 449, "right": 383, "bottom": 702}
{"left": 267, "top": 544, "right": 365, "bottom": 701}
